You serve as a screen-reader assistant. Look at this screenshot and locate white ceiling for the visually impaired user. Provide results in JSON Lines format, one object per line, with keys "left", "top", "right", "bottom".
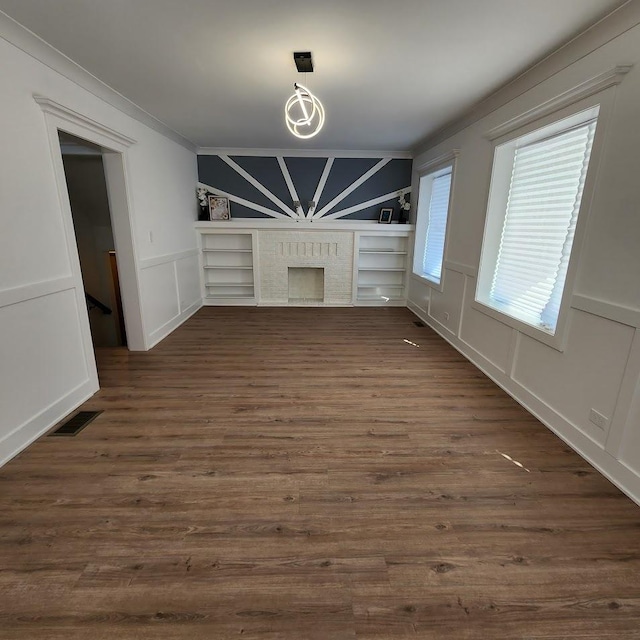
{"left": 0, "top": 0, "right": 628, "bottom": 151}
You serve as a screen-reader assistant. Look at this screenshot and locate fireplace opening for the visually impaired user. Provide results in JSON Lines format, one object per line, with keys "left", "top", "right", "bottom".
{"left": 288, "top": 267, "right": 324, "bottom": 303}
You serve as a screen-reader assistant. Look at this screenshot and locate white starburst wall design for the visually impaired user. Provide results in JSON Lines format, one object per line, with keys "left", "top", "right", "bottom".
{"left": 197, "top": 155, "right": 412, "bottom": 221}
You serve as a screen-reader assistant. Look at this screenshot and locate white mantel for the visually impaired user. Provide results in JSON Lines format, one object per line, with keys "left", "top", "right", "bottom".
{"left": 195, "top": 221, "right": 414, "bottom": 232}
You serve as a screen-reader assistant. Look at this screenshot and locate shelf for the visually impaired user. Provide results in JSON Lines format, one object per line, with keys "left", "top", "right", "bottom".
{"left": 358, "top": 284, "right": 404, "bottom": 289}
{"left": 203, "top": 265, "right": 253, "bottom": 270}
{"left": 206, "top": 283, "right": 254, "bottom": 288}
{"left": 202, "top": 248, "right": 252, "bottom": 253}
{"left": 360, "top": 250, "right": 407, "bottom": 255}
{"left": 357, "top": 295, "right": 405, "bottom": 301}
{"left": 358, "top": 267, "right": 406, "bottom": 272}
{"left": 205, "top": 293, "right": 255, "bottom": 299}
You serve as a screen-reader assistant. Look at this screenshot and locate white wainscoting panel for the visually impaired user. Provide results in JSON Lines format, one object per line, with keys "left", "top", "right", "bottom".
{"left": 0, "top": 288, "right": 96, "bottom": 465}
{"left": 408, "top": 294, "right": 640, "bottom": 506}
{"left": 408, "top": 276, "right": 431, "bottom": 314}
{"left": 428, "top": 268, "right": 465, "bottom": 335}
{"left": 141, "top": 250, "right": 202, "bottom": 348}
{"left": 459, "top": 275, "right": 513, "bottom": 374}
{"left": 141, "top": 262, "right": 180, "bottom": 340}
{"left": 176, "top": 253, "right": 202, "bottom": 314}
{"left": 512, "top": 310, "right": 635, "bottom": 447}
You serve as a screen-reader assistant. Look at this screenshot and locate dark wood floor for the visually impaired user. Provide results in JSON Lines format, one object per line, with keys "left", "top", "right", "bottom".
{"left": 1, "top": 307, "right": 640, "bottom": 639}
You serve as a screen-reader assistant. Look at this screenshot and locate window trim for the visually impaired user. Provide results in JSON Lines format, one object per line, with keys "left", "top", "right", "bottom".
{"left": 412, "top": 149, "right": 459, "bottom": 292}
{"left": 473, "top": 90, "right": 614, "bottom": 351}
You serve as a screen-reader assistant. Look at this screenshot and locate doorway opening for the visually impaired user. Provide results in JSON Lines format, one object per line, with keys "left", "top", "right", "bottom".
{"left": 59, "top": 132, "right": 127, "bottom": 349}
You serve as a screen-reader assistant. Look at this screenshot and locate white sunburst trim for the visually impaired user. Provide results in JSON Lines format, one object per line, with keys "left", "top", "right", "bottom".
{"left": 313, "top": 158, "right": 392, "bottom": 219}
{"left": 310, "top": 157, "right": 334, "bottom": 219}
{"left": 219, "top": 155, "right": 297, "bottom": 218}
{"left": 276, "top": 157, "right": 302, "bottom": 218}
{"left": 318, "top": 187, "right": 412, "bottom": 221}
{"left": 197, "top": 182, "right": 287, "bottom": 219}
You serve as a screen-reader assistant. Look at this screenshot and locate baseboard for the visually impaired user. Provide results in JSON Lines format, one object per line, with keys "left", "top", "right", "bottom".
{"left": 146, "top": 299, "right": 202, "bottom": 349}
{"left": 0, "top": 378, "right": 98, "bottom": 468}
{"left": 407, "top": 300, "right": 640, "bottom": 508}
{"left": 257, "top": 301, "right": 353, "bottom": 307}
{"left": 354, "top": 299, "right": 407, "bottom": 307}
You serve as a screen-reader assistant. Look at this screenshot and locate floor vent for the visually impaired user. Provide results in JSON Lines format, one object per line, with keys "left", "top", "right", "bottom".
{"left": 413, "top": 321, "right": 425, "bottom": 327}
{"left": 49, "top": 411, "right": 102, "bottom": 437}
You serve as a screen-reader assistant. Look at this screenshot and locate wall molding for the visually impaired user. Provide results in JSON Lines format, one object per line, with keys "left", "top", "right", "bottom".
{"left": 407, "top": 299, "right": 640, "bottom": 507}
{"left": 443, "top": 260, "right": 478, "bottom": 277}
{"left": 415, "top": 149, "right": 460, "bottom": 174}
{"left": 277, "top": 156, "right": 303, "bottom": 218}
{"left": 37, "top": 95, "right": 148, "bottom": 351}
{"left": 198, "top": 147, "right": 413, "bottom": 159}
{"left": 485, "top": 65, "right": 632, "bottom": 141}
{"left": 195, "top": 220, "right": 415, "bottom": 231}
{"left": 198, "top": 181, "right": 288, "bottom": 219}
{"left": 219, "top": 155, "right": 297, "bottom": 218}
{"left": 571, "top": 293, "right": 640, "bottom": 328}
{"left": 34, "top": 95, "right": 137, "bottom": 148}
{"left": 311, "top": 158, "right": 334, "bottom": 219}
{"left": 0, "top": 11, "right": 195, "bottom": 152}
{"left": 147, "top": 298, "right": 202, "bottom": 349}
{"left": 139, "top": 248, "right": 199, "bottom": 271}
{"left": 0, "top": 275, "right": 75, "bottom": 309}
{"left": 321, "top": 187, "right": 411, "bottom": 221}
{"left": 0, "top": 377, "right": 96, "bottom": 468}
{"left": 314, "top": 159, "right": 392, "bottom": 219}
{"left": 199, "top": 154, "right": 413, "bottom": 222}
{"left": 605, "top": 328, "right": 640, "bottom": 456}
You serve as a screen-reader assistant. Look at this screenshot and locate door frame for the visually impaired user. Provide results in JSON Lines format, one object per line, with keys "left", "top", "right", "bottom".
{"left": 36, "top": 96, "right": 147, "bottom": 382}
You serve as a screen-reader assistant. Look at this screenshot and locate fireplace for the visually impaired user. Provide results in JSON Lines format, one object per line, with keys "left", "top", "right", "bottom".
{"left": 258, "top": 230, "right": 354, "bottom": 305}
{"left": 288, "top": 267, "right": 324, "bottom": 303}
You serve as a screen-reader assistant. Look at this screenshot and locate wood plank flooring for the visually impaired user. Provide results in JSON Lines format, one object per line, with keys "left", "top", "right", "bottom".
{"left": 1, "top": 306, "right": 640, "bottom": 639}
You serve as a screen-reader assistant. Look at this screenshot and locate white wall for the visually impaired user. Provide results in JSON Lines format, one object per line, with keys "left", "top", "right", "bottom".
{"left": 0, "top": 21, "right": 201, "bottom": 466}
{"left": 408, "top": 18, "right": 640, "bottom": 504}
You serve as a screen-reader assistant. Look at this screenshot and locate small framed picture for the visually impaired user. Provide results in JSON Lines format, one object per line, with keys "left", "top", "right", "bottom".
{"left": 208, "top": 195, "right": 231, "bottom": 221}
{"left": 379, "top": 208, "right": 393, "bottom": 224}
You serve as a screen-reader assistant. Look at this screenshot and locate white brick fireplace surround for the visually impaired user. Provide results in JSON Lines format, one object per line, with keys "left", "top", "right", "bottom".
{"left": 195, "top": 221, "right": 414, "bottom": 307}
{"left": 259, "top": 229, "right": 353, "bottom": 305}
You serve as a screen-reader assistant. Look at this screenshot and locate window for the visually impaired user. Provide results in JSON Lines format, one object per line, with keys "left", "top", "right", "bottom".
{"left": 413, "top": 164, "right": 453, "bottom": 286}
{"left": 476, "top": 107, "right": 598, "bottom": 338}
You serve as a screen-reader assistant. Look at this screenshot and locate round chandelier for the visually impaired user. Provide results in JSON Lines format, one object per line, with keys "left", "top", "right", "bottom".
{"left": 285, "top": 83, "right": 325, "bottom": 139}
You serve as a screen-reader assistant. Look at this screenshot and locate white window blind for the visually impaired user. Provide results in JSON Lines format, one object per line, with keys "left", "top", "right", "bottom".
{"left": 489, "top": 120, "right": 596, "bottom": 332}
{"left": 422, "top": 170, "right": 452, "bottom": 283}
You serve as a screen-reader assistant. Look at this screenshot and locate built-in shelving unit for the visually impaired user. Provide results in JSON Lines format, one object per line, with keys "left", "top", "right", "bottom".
{"left": 196, "top": 222, "right": 413, "bottom": 307}
{"left": 199, "top": 231, "right": 257, "bottom": 305}
{"left": 355, "top": 234, "right": 409, "bottom": 305}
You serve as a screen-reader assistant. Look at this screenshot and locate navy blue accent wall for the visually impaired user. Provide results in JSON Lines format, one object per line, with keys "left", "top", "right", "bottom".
{"left": 197, "top": 154, "right": 412, "bottom": 220}
{"left": 231, "top": 156, "right": 291, "bottom": 205}
{"left": 284, "top": 157, "right": 327, "bottom": 205}
{"left": 315, "top": 158, "right": 380, "bottom": 211}
{"left": 337, "top": 159, "right": 413, "bottom": 211}
{"left": 198, "top": 156, "right": 276, "bottom": 210}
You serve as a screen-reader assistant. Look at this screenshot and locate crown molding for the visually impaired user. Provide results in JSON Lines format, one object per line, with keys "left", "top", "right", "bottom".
{"left": 197, "top": 147, "right": 413, "bottom": 159}
{"left": 0, "top": 10, "right": 196, "bottom": 153}
{"left": 486, "top": 65, "right": 632, "bottom": 141}
{"left": 412, "top": 0, "right": 640, "bottom": 155}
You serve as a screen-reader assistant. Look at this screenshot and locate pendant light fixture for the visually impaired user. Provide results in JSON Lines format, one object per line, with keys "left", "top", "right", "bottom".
{"left": 285, "top": 52, "right": 325, "bottom": 139}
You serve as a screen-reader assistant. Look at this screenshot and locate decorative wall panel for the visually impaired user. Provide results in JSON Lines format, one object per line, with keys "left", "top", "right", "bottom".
{"left": 197, "top": 154, "right": 412, "bottom": 221}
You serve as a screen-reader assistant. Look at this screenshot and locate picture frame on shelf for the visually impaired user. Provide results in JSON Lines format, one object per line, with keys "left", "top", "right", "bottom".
{"left": 378, "top": 208, "right": 393, "bottom": 224}
{"left": 208, "top": 195, "right": 231, "bottom": 220}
